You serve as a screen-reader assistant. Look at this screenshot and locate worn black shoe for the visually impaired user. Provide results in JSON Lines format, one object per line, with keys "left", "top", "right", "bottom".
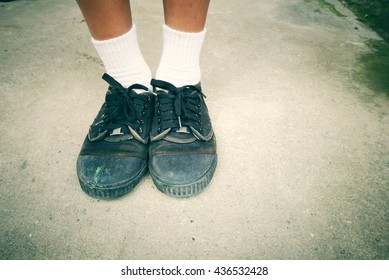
{"left": 77, "top": 74, "right": 154, "bottom": 199}
{"left": 148, "top": 79, "right": 217, "bottom": 198}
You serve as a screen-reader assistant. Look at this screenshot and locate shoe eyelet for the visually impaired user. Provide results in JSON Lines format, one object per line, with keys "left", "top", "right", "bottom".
{"left": 158, "top": 118, "right": 161, "bottom": 123}
{"left": 157, "top": 110, "right": 161, "bottom": 116}
{"left": 138, "top": 127, "right": 143, "bottom": 133}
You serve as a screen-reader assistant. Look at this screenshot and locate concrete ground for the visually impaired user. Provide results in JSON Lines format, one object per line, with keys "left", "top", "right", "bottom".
{"left": 0, "top": 0, "right": 388, "bottom": 260}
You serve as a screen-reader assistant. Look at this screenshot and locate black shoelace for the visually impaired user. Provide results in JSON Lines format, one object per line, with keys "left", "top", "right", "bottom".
{"left": 151, "top": 79, "right": 206, "bottom": 133}
{"left": 93, "top": 73, "right": 150, "bottom": 135}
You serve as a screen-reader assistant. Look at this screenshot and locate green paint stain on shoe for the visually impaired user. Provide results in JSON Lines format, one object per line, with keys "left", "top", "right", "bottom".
{"left": 94, "top": 167, "right": 103, "bottom": 183}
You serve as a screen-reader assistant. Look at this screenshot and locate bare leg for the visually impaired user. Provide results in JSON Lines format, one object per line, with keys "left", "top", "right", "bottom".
{"left": 76, "top": 0, "right": 132, "bottom": 40}
{"left": 163, "top": 0, "right": 210, "bottom": 32}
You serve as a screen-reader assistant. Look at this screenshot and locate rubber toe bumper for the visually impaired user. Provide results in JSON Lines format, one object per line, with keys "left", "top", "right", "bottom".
{"left": 149, "top": 154, "right": 217, "bottom": 198}
{"left": 77, "top": 155, "right": 147, "bottom": 199}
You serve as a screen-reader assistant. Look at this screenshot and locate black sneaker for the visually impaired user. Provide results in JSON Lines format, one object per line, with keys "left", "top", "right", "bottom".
{"left": 77, "top": 74, "right": 154, "bottom": 199}
{"left": 148, "top": 79, "right": 217, "bottom": 198}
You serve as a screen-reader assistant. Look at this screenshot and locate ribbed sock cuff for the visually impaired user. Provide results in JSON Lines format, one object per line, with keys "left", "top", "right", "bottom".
{"left": 92, "top": 24, "right": 151, "bottom": 88}
{"left": 156, "top": 24, "right": 206, "bottom": 87}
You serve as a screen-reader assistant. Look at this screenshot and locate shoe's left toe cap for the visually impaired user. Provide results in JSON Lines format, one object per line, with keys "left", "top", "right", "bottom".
{"left": 77, "top": 155, "right": 147, "bottom": 199}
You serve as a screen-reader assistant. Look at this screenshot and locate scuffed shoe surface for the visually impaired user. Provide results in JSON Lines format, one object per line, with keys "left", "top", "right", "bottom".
{"left": 77, "top": 74, "right": 154, "bottom": 199}
{"left": 149, "top": 79, "right": 217, "bottom": 198}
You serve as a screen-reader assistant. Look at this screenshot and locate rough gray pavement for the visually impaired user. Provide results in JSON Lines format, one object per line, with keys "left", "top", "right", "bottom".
{"left": 0, "top": 0, "right": 388, "bottom": 259}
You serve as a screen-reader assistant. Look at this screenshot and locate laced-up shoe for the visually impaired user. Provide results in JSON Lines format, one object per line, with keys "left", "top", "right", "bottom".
{"left": 149, "top": 79, "right": 217, "bottom": 198}
{"left": 77, "top": 74, "right": 154, "bottom": 199}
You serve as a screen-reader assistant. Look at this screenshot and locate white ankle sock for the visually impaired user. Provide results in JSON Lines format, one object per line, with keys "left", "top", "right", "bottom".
{"left": 92, "top": 24, "right": 151, "bottom": 88}
{"left": 156, "top": 24, "right": 206, "bottom": 87}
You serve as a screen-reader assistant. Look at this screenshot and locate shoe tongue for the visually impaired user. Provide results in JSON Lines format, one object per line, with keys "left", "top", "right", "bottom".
{"left": 155, "top": 89, "right": 170, "bottom": 96}
{"left": 163, "top": 127, "right": 198, "bottom": 143}
{"left": 174, "top": 126, "right": 190, "bottom": 134}
{"left": 105, "top": 126, "right": 134, "bottom": 142}
{"left": 110, "top": 125, "right": 130, "bottom": 135}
